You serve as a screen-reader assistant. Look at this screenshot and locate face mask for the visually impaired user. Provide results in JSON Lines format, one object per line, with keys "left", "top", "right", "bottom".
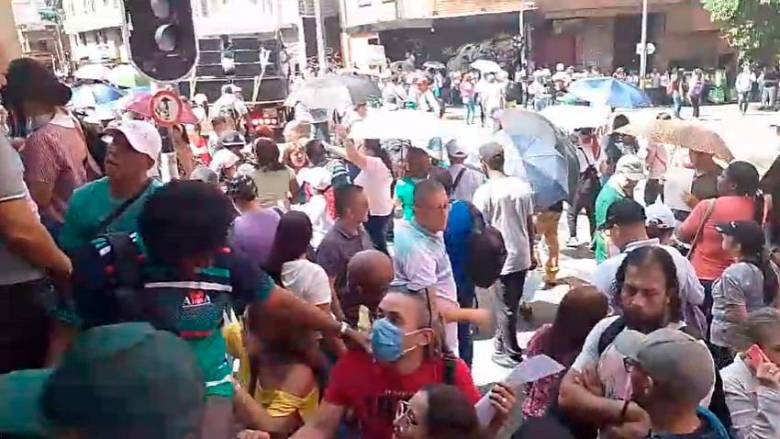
{"left": 371, "top": 318, "right": 422, "bottom": 363}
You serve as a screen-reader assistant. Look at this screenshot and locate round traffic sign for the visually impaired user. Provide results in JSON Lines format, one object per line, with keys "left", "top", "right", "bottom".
{"left": 149, "top": 90, "right": 182, "bottom": 127}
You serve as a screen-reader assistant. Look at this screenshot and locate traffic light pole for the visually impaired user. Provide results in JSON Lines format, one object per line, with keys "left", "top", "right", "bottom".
{"left": 314, "top": 0, "right": 327, "bottom": 76}
{"left": 639, "top": 0, "right": 648, "bottom": 88}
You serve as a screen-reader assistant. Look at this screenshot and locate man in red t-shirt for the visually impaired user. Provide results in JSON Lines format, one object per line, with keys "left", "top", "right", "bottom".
{"left": 291, "top": 289, "right": 515, "bottom": 439}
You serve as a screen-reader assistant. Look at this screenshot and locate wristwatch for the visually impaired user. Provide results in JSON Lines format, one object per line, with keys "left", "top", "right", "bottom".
{"left": 339, "top": 321, "right": 351, "bottom": 335}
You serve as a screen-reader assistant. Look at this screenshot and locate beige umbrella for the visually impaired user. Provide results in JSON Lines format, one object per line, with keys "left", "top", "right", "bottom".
{"left": 617, "top": 120, "right": 734, "bottom": 162}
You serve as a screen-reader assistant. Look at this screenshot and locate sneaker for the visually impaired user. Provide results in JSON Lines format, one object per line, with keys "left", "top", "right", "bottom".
{"left": 492, "top": 352, "right": 520, "bottom": 368}
{"left": 566, "top": 237, "right": 579, "bottom": 247}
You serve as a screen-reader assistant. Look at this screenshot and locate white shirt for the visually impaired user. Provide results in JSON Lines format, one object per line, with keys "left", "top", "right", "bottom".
{"left": 292, "top": 194, "right": 333, "bottom": 249}
{"left": 448, "top": 164, "right": 486, "bottom": 203}
{"left": 722, "top": 356, "right": 780, "bottom": 439}
{"left": 473, "top": 176, "right": 534, "bottom": 275}
{"left": 354, "top": 156, "right": 393, "bottom": 216}
{"left": 591, "top": 238, "right": 707, "bottom": 335}
{"left": 281, "top": 259, "right": 332, "bottom": 306}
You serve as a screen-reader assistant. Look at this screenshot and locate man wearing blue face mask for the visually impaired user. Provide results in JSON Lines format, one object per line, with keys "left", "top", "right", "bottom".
{"left": 291, "top": 288, "right": 516, "bottom": 439}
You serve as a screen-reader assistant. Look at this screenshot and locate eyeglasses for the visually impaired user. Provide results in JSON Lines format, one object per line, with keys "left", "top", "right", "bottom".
{"left": 623, "top": 356, "right": 639, "bottom": 373}
{"left": 394, "top": 400, "right": 418, "bottom": 433}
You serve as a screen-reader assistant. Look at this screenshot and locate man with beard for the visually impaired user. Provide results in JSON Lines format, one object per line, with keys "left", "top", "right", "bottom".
{"left": 558, "top": 246, "right": 723, "bottom": 435}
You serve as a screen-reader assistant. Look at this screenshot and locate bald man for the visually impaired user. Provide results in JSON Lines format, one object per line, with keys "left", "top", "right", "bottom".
{"left": 344, "top": 249, "right": 394, "bottom": 328}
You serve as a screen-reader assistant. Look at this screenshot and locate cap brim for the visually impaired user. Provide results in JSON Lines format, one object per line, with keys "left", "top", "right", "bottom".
{"left": 598, "top": 221, "right": 614, "bottom": 231}
{"left": 625, "top": 173, "right": 646, "bottom": 181}
{"left": 0, "top": 369, "right": 52, "bottom": 436}
{"left": 714, "top": 222, "right": 735, "bottom": 234}
{"left": 104, "top": 127, "right": 160, "bottom": 164}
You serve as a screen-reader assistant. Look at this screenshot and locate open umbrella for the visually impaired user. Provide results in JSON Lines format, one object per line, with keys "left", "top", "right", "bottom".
{"left": 107, "top": 64, "right": 150, "bottom": 88}
{"left": 286, "top": 74, "right": 381, "bottom": 112}
{"left": 470, "top": 59, "right": 501, "bottom": 73}
{"left": 617, "top": 119, "right": 734, "bottom": 161}
{"left": 540, "top": 105, "right": 610, "bottom": 132}
{"left": 119, "top": 91, "right": 198, "bottom": 124}
{"left": 567, "top": 77, "right": 651, "bottom": 108}
{"left": 68, "top": 83, "right": 125, "bottom": 109}
{"left": 496, "top": 109, "right": 579, "bottom": 210}
{"left": 349, "top": 108, "right": 449, "bottom": 153}
{"left": 73, "top": 64, "right": 112, "bottom": 81}
{"left": 423, "top": 61, "right": 446, "bottom": 70}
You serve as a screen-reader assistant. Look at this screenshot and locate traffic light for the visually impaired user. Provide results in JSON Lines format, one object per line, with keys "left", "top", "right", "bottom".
{"left": 121, "top": 0, "right": 198, "bottom": 82}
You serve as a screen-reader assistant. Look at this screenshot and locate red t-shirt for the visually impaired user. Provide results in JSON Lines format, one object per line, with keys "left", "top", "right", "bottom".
{"left": 324, "top": 350, "right": 480, "bottom": 439}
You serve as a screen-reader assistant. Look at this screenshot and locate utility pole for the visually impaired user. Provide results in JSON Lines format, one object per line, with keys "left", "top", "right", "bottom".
{"left": 639, "top": 0, "right": 648, "bottom": 88}
{"left": 313, "top": 0, "right": 326, "bottom": 77}
{"left": 518, "top": 6, "right": 525, "bottom": 67}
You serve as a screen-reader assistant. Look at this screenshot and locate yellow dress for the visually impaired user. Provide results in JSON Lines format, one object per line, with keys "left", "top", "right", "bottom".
{"left": 222, "top": 322, "right": 319, "bottom": 423}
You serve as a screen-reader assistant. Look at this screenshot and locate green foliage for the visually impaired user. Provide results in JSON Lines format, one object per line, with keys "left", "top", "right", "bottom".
{"left": 702, "top": 0, "right": 780, "bottom": 60}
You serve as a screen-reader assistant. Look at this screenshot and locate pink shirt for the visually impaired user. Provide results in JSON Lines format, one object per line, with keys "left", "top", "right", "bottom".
{"left": 679, "top": 196, "right": 756, "bottom": 281}
{"left": 459, "top": 81, "right": 475, "bottom": 100}
{"left": 21, "top": 114, "right": 88, "bottom": 223}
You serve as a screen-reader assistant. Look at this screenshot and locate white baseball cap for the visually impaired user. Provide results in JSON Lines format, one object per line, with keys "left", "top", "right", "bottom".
{"left": 645, "top": 202, "right": 677, "bottom": 229}
{"left": 445, "top": 139, "right": 468, "bottom": 158}
{"left": 209, "top": 149, "right": 240, "bottom": 174}
{"left": 104, "top": 120, "right": 162, "bottom": 164}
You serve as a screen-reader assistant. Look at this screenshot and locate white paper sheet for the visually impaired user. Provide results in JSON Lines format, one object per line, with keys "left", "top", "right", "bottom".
{"left": 475, "top": 354, "right": 565, "bottom": 426}
{"left": 663, "top": 167, "right": 695, "bottom": 212}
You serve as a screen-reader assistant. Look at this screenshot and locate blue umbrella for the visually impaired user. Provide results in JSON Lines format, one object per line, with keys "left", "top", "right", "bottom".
{"left": 496, "top": 109, "right": 579, "bottom": 210}
{"left": 567, "top": 77, "right": 651, "bottom": 108}
{"left": 69, "top": 83, "right": 125, "bottom": 108}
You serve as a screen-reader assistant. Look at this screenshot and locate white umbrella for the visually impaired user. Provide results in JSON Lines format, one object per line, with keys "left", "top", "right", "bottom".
{"left": 540, "top": 105, "right": 611, "bottom": 132}
{"left": 73, "top": 64, "right": 112, "bottom": 81}
{"left": 349, "top": 108, "right": 449, "bottom": 154}
{"left": 470, "top": 59, "right": 501, "bottom": 73}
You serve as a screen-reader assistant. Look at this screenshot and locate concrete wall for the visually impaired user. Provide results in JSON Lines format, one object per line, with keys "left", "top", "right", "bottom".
{"left": 61, "top": 0, "right": 123, "bottom": 34}
{"left": 432, "top": 0, "right": 522, "bottom": 17}
{"left": 342, "top": 0, "right": 402, "bottom": 27}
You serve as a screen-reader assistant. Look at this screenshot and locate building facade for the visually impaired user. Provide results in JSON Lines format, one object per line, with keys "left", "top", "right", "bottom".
{"left": 532, "top": 0, "right": 733, "bottom": 72}
{"left": 61, "top": 0, "right": 126, "bottom": 64}
{"left": 337, "top": 0, "right": 732, "bottom": 73}
{"left": 12, "top": 0, "right": 69, "bottom": 71}
{"left": 339, "top": 0, "right": 525, "bottom": 70}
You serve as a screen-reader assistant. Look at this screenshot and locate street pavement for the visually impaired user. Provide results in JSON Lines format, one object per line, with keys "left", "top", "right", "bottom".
{"left": 431, "top": 102, "right": 780, "bottom": 437}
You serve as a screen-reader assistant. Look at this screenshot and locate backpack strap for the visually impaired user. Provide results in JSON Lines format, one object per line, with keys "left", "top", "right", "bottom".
{"left": 452, "top": 167, "right": 467, "bottom": 192}
{"left": 442, "top": 355, "right": 456, "bottom": 385}
{"left": 105, "top": 233, "right": 144, "bottom": 320}
{"left": 597, "top": 317, "right": 626, "bottom": 356}
{"left": 464, "top": 201, "right": 486, "bottom": 234}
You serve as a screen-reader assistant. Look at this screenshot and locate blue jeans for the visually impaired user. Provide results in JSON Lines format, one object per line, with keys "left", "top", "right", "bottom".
{"left": 464, "top": 99, "right": 476, "bottom": 124}
{"left": 673, "top": 94, "right": 683, "bottom": 119}
{"left": 364, "top": 214, "right": 392, "bottom": 255}
{"left": 457, "top": 285, "right": 475, "bottom": 367}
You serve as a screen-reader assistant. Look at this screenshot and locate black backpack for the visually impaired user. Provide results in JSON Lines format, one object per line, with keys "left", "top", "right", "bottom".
{"left": 465, "top": 203, "right": 507, "bottom": 288}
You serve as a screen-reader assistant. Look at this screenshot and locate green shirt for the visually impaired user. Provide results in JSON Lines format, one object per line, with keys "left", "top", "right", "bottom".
{"left": 594, "top": 181, "right": 625, "bottom": 263}
{"left": 59, "top": 177, "right": 163, "bottom": 251}
{"left": 394, "top": 176, "right": 419, "bottom": 221}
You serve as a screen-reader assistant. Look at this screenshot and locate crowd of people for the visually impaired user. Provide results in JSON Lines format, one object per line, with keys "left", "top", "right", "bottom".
{"left": 3, "top": 50, "right": 780, "bottom": 439}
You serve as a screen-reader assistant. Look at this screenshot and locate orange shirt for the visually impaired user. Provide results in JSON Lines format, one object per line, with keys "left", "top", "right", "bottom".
{"left": 679, "top": 196, "right": 756, "bottom": 281}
